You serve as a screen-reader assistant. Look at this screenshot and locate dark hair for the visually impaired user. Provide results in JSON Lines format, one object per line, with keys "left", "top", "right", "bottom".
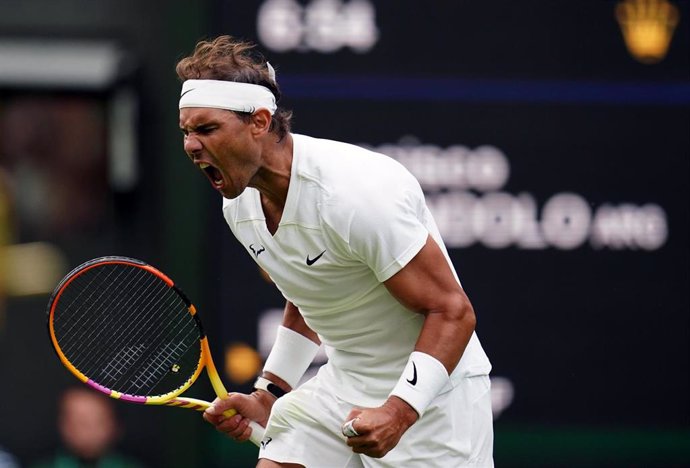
{"left": 176, "top": 35, "right": 292, "bottom": 140}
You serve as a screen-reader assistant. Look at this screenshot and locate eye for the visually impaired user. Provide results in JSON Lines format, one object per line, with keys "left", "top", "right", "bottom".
{"left": 196, "top": 125, "right": 215, "bottom": 135}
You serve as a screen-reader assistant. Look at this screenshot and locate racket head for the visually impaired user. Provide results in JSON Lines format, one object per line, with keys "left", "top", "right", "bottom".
{"left": 47, "top": 256, "right": 207, "bottom": 405}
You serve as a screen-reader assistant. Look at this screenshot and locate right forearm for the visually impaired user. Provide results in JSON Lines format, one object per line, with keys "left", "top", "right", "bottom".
{"left": 257, "top": 301, "right": 320, "bottom": 393}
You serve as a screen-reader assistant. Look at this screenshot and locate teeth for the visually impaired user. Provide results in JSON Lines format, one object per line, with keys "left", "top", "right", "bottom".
{"left": 199, "top": 162, "right": 210, "bottom": 169}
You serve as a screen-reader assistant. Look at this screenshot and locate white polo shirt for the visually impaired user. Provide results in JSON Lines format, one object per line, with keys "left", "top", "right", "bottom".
{"left": 223, "top": 134, "right": 491, "bottom": 407}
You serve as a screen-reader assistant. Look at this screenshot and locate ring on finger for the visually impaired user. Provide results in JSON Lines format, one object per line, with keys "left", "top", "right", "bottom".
{"left": 342, "top": 417, "right": 360, "bottom": 437}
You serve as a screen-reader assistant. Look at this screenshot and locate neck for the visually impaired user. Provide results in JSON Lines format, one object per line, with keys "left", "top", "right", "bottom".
{"left": 251, "top": 133, "right": 293, "bottom": 209}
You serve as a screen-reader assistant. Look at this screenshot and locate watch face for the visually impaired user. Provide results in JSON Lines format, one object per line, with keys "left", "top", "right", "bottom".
{"left": 267, "top": 382, "right": 287, "bottom": 398}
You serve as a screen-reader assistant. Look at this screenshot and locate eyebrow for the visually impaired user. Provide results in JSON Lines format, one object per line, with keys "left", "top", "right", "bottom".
{"left": 179, "top": 108, "right": 232, "bottom": 132}
{"left": 179, "top": 122, "right": 215, "bottom": 132}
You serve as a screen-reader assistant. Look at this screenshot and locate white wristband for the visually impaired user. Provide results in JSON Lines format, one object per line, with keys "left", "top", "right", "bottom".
{"left": 263, "top": 326, "right": 320, "bottom": 389}
{"left": 389, "top": 351, "right": 450, "bottom": 417}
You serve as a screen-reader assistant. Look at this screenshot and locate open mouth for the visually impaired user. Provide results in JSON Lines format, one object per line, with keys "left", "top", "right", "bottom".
{"left": 199, "top": 162, "right": 224, "bottom": 189}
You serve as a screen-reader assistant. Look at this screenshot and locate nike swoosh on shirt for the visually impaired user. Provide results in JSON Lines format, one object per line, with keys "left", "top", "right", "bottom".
{"left": 306, "top": 250, "right": 326, "bottom": 266}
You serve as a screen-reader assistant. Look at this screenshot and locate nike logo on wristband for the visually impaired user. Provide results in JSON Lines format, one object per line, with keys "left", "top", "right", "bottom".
{"left": 406, "top": 361, "right": 418, "bottom": 386}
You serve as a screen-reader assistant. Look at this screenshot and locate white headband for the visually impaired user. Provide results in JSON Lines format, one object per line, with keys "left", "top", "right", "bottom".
{"left": 179, "top": 79, "right": 277, "bottom": 115}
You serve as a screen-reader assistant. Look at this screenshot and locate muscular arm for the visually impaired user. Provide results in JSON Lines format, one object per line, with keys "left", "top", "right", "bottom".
{"left": 384, "top": 235, "right": 476, "bottom": 374}
{"left": 345, "top": 234, "right": 476, "bottom": 457}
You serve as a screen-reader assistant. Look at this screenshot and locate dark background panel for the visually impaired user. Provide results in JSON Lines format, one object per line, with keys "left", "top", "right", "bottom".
{"left": 214, "top": 0, "right": 690, "bottom": 80}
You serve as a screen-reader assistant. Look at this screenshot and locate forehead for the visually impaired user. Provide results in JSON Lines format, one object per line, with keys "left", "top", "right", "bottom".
{"left": 179, "top": 107, "right": 233, "bottom": 128}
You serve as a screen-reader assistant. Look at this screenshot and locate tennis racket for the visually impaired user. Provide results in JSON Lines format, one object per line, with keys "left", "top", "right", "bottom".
{"left": 46, "top": 256, "right": 265, "bottom": 447}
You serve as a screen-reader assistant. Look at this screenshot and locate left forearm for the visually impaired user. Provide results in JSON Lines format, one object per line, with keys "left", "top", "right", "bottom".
{"left": 414, "top": 291, "right": 476, "bottom": 373}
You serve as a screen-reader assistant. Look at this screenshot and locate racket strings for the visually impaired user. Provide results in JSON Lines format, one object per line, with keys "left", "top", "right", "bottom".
{"left": 83, "top": 273, "right": 166, "bottom": 388}
{"left": 62, "top": 267, "right": 198, "bottom": 394}
{"left": 57, "top": 262, "right": 133, "bottom": 345}
{"left": 64, "top": 266, "right": 151, "bottom": 364}
{"left": 53, "top": 263, "right": 202, "bottom": 397}
{"left": 82, "top": 271, "right": 173, "bottom": 370}
{"left": 63, "top": 266, "right": 161, "bottom": 372}
{"left": 128, "top": 337, "right": 190, "bottom": 392}
{"left": 123, "top": 296, "right": 199, "bottom": 393}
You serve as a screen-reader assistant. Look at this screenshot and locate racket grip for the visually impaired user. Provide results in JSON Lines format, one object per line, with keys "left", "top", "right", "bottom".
{"left": 248, "top": 420, "right": 265, "bottom": 447}
{"left": 219, "top": 408, "right": 265, "bottom": 448}
{"left": 172, "top": 400, "right": 265, "bottom": 448}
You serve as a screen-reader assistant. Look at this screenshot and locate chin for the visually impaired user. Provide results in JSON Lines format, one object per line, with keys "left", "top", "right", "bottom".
{"left": 220, "top": 187, "right": 242, "bottom": 199}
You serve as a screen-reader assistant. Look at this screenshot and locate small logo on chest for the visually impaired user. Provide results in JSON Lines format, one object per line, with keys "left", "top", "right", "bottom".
{"left": 249, "top": 243, "right": 266, "bottom": 257}
{"left": 306, "top": 250, "right": 326, "bottom": 266}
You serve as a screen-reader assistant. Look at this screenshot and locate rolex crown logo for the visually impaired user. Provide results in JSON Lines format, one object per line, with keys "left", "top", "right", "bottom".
{"left": 615, "top": 0, "right": 680, "bottom": 64}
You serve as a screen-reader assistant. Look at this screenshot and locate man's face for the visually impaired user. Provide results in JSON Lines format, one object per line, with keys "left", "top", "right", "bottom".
{"left": 59, "top": 390, "right": 117, "bottom": 460}
{"left": 179, "top": 107, "right": 261, "bottom": 199}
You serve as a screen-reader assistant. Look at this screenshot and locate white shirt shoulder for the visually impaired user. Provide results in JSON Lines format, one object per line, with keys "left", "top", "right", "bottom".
{"left": 292, "top": 134, "right": 429, "bottom": 281}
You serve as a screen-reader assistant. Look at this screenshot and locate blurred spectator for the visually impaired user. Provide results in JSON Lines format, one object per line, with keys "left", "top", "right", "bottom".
{"left": 31, "top": 387, "right": 146, "bottom": 468}
{"left": 0, "top": 446, "right": 19, "bottom": 468}
{"left": 0, "top": 96, "right": 108, "bottom": 241}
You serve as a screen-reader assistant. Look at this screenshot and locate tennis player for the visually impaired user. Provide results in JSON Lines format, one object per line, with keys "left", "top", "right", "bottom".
{"left": 177, "top": 35, "right": 493, "bottom": 468}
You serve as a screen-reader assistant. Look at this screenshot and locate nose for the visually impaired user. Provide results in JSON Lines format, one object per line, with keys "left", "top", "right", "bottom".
{"left": 183, "top": 133, "right": 202, "bottom": 156}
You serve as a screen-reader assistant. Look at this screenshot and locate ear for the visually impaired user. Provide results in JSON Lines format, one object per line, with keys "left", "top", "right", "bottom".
{"left": 250, "top": 108, "right": 272, "bottom": 137}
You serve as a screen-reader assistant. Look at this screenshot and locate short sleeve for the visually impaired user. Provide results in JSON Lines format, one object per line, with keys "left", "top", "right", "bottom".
{"left": 345, "top": 165, "right": 429, "bottom": 282}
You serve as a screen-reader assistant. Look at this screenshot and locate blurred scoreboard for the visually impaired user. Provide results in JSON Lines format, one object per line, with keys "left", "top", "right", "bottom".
{"left": 211, "top": 0, "right": 690, "bottom": 430}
